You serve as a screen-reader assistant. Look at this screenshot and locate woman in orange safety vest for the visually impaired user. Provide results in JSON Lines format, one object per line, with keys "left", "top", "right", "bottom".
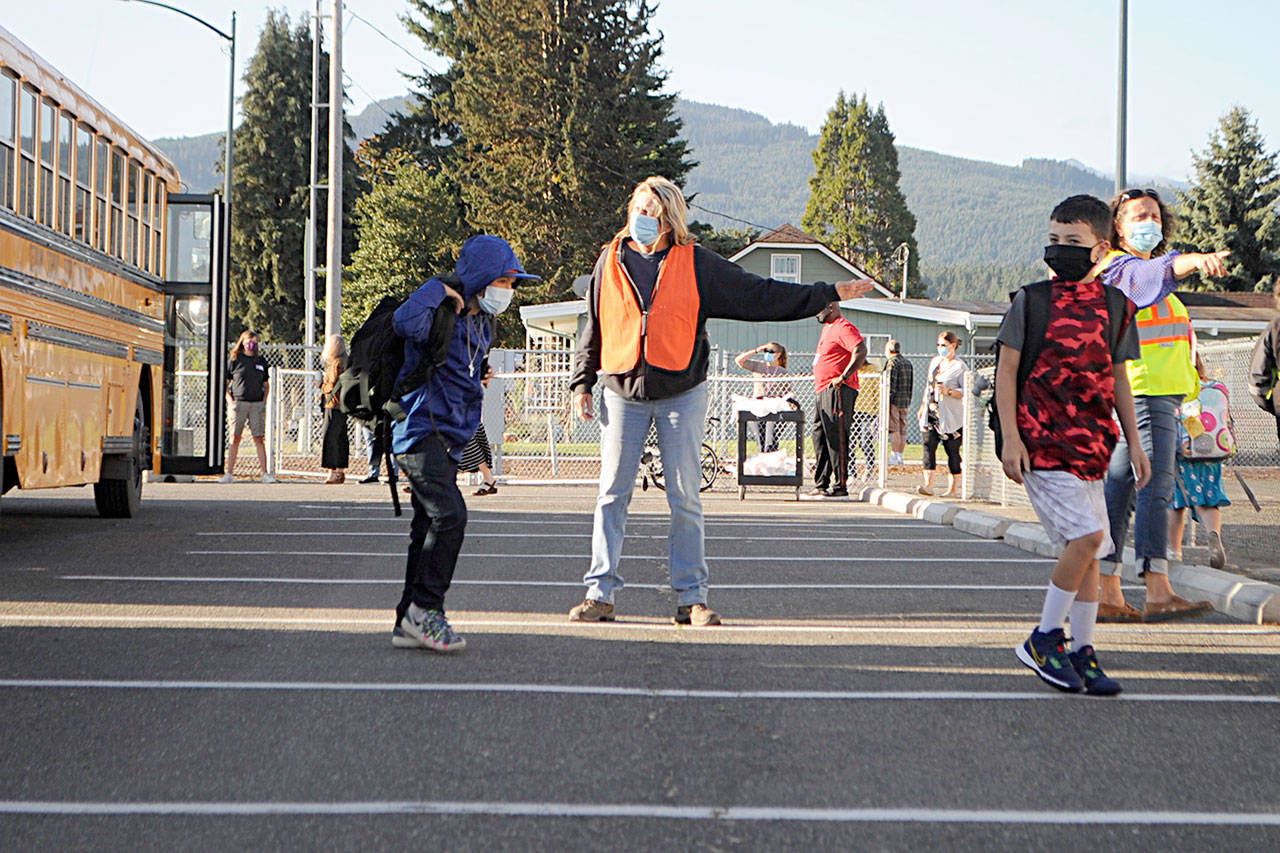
{"left": 567, "top": 176, "right": 875, "bottom": 626}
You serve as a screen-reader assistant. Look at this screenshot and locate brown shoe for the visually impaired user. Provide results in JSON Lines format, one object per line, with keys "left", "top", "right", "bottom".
{"left": 1097, "top": 601, "right": 1143, "bottom": 623}
{"left": 1143, "top": 595, "right": 1214, "bottom": 622}
{"left": 674, "top": 603, "right": 721, "bottom": 626}
{"left": 569, "top": 599, "right": 615, "bottom": 622}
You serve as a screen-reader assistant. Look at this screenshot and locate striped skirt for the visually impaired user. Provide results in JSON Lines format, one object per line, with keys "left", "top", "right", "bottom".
{"left": 459, "top": 424, "right": 492, "bottom": 473}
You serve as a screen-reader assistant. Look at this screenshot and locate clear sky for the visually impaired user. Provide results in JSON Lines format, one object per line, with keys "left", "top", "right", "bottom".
{"left": 5, "top": 1, "right": 1277, "bottom": 181}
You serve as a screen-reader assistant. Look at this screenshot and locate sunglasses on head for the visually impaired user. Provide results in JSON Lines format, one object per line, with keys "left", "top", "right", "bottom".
{"left": 1119, "top": 188, "right": 1160, "bottom": 204}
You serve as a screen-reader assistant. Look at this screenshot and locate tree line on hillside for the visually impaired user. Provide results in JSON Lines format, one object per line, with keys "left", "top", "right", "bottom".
{"left": 218, "top": 3, "right": 1278, "bottom": 343}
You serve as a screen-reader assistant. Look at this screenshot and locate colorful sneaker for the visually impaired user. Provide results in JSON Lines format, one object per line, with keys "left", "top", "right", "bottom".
{"left": 392, "top": 607, "right": 466, "bottom": 653}
{"left": 568, "top": 599, "right": 615, "bottom": 622}
{"left": 1015, "top": 628, "right": 1083, "bottom": 693}
{"left": 1069, "top": 645, "right": 1123, "bottom": 696}
{"left": 674, "top": 603, "right": 722, "bottom": 626}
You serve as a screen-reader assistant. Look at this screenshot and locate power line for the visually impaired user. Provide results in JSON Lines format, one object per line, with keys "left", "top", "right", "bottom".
{"left": 343, "top": 4, "right": 441, "bottom": 75}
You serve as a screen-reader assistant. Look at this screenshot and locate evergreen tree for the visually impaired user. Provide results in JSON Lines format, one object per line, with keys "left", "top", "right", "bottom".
{"left": 688, "top": 222, "right": 758, "bottom": 259}
{"left": 1175, "top": 106, "right": 1280, "bottom": 292}
{"left": 343, "top": 155, "right": 468, "bottom": 335}
{"left": 225, "top": 9, "right": 361, "bottom": 343}
{"left": 802, "top": 92, "right": 923, "bottom": 296}
{"left": 397, "top": 0, "right": 690, "bottom": 345}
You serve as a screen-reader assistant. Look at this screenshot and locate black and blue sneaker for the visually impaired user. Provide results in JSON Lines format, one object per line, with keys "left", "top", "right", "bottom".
{"left": 1068, "top": 645, "right": 1123, "bottom": 696}
{"left": 1016, "top": 627, "right": 1083, "bottom": 693}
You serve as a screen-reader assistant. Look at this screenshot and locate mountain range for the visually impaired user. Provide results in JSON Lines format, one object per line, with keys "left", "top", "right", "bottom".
{"left": 153, "top": 97, "right": 1183, "bottom": 300}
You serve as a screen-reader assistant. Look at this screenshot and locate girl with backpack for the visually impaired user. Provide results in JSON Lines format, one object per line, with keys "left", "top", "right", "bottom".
{"left": 1169, "top": 354, "right": 1233, "bottom": 570}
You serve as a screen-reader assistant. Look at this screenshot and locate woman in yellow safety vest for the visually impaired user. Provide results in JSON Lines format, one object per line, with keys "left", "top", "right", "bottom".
{"left": 1096, "top": 189, "right": 1228, "bottom": 622}
{"left": 567, "top": 176, "right": 876, "bottom": 626}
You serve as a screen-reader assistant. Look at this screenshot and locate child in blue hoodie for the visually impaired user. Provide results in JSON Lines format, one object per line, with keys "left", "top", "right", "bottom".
{"left": 389, "top": 235, "right": 538, "bottom": 653}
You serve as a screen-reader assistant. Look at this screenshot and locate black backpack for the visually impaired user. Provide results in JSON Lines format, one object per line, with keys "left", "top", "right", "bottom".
{"left": 336, "top": 277, "right": 460, "bottom": 514}
{"left": 989, "top": 280, "right": 1129, "bottom": 461}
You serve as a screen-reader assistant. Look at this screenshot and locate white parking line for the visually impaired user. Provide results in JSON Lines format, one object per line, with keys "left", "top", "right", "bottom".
{"left": 199, "top": 531, "right": 981, "bottom": 544}
{"left": 59, "top": 576, "right": 1061, "bottom": 591}
{"left": 0, "top": 799, "right": 1277, "bottom": 824}
{"left": 291, "top": 513, "right": 926, "bottom": 528}
{"left": 187, "top": 551, "right": 1049, "bottom": 563}
{"left": 0, "top": 679, "right": 1275, "bottom": 705}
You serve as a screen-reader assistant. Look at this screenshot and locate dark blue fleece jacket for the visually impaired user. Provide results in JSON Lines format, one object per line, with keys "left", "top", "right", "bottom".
{"left": 391, "top": 235, "right": 524, "bottom": 458}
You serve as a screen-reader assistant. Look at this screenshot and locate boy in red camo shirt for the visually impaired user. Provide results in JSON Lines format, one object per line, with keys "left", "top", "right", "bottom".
{"left": 998, "top": 195, "right": 1151, "bottom": 695}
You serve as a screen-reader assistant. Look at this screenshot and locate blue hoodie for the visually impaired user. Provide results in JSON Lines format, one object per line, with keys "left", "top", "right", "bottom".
{"left": 391, "top": 235, "right": 534, "bottom": 458}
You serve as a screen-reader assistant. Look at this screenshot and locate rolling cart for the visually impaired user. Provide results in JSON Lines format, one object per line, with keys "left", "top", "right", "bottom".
{"left": 736, "top": 408, "right": 805, "bottom": 500}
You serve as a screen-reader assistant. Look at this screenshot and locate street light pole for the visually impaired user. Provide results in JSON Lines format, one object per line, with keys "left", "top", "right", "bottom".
{"left": 1115, "top": 0, "right": 1128, "bottom": 196}
{"left": 118, "top": 1, "right": 235, "bottom": 204}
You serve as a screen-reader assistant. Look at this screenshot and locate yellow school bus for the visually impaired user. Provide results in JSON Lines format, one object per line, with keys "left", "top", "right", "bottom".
{"left": 0, "top": 25, "right": 228, "bottom": 519}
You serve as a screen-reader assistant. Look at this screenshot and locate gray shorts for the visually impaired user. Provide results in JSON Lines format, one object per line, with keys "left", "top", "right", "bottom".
{"left": 1022, "top": 469, "right": 1113, "bottom": 558}
{"left": 230, "top": 399, "right": 266, "bottom": 438}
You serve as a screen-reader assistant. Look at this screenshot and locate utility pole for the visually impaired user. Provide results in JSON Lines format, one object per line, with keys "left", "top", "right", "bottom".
{"left": 1115, "top": 0, "right": 1128, "bottom": 195}
{"left": 324, "top": 0, "right": 343, "bottom": 339}
{"left": 305, "top": 0, "right": 322, "bottom": 359}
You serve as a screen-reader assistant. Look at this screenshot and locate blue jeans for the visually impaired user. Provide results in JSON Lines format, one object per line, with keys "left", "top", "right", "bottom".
{"left": 394, "top": 435, "right": 467, "bottom": 621}
{"left": 584, "top": 383, "right": 709, "bottom": 606}
{"left": 1102, "top": 394, "right": 1181, "bottom": 576}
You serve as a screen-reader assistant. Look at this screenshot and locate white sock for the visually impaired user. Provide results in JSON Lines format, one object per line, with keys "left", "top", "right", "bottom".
{"left": 407, "top": 602, "right": 427, "bottom": 622}
{"left": 1070, "top": 600, "right": 1099, "bottom": 652}
{"left": 1038, "top": 583, "right": 1076, "bottom": 634}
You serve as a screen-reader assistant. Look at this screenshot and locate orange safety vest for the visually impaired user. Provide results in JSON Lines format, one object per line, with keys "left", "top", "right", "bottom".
{"left": 599, "top": 238, "right": 701, "bottom": 374}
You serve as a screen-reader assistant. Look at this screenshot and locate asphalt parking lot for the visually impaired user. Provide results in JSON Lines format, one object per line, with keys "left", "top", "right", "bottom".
{"left": 1, "top": 482, "right": 1277, "bottom": 849}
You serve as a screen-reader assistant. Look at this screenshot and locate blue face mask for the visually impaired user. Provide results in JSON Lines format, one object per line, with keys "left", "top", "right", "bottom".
{"left": 476, "top": 286, "right": 514, "bottom": 315}
{"left": 629, "top": 212, "right": 662, "bottom": 247}
{"left": 937, "top": 345, "right": 950, "bottom": 356}
{"left": 1127, "top": 220, "right": 1163, "bottom": 254}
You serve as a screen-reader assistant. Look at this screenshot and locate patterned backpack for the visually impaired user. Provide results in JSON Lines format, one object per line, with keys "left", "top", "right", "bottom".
{"left": 1178, "top": 379, "right": 1236, "bottom": 460}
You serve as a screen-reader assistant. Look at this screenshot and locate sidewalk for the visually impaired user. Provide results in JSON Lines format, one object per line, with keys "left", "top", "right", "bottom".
{"left": 854, "top": 468, "right": 1280, "bottom": 625}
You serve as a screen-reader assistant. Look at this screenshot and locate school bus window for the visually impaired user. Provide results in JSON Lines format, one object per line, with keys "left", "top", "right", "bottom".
{"left": 141, "top": 172, "right": 152, "bottom": 272}
{"left": 19, "top": 84, "right": 36, "bottom": 218}
{"left": 57, "top": 111, "right": 73, "bottom": 236}
{"left": 75, "top": 123, "right": 92, "bottom": 243}
{"left": 39, "top": 98, "right": 56, "bottom": 227}
{"left": 126, "top": 160, "right": 139, "bottom": 266}
{"left": 152, "top": 189, "right": 163, "bottom": 273}
{"left": 0, "top": 72, "right": 15, "bottom": 211}
{"left": 110, "top": 147, "right": 124, "bottom": 258}
{"left": 94, "top": 137, "right": 108, "bottom": 250}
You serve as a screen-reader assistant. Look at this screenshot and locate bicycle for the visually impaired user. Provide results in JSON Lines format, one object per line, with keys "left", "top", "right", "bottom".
{"left": 639, "top": 416, "right": 720, "bottom": 493}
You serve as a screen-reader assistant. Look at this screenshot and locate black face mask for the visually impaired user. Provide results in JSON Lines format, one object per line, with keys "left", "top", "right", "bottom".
{"left": 1043, "top": 244, "right": 1097, "bottom": 281}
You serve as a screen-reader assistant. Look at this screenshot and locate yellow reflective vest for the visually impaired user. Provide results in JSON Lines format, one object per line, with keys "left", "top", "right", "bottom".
{"left": 1128, "top": 294, "right": 1198, "bottom": 397}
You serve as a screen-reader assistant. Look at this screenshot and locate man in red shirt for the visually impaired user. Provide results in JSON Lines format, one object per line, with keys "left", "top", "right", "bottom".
{"left": 811, "top": 301, "right": 867, "bottom": 496}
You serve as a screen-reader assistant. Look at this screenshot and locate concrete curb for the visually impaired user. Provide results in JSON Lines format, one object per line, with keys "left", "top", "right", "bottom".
{"left": 860, "top": 487, "right": 1280, "bottom": 625}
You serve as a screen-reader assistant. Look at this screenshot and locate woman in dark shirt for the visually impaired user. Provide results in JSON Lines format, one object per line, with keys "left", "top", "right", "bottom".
{"left": 567, "top": 175, "right": 875, "bottom": 626}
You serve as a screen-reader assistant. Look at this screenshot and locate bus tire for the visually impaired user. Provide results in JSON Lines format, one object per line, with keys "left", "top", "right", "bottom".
{"left": 94, "top": 392, "right": 146, "bottom": 518}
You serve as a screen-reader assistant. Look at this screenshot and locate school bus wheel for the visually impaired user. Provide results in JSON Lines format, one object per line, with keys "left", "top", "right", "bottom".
{"left": 94, "top": 391, "right": 147, "bottom": 518}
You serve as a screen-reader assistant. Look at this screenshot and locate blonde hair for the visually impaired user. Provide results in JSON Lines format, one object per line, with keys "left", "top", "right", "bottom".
{"left": 614, "top": 176, "right": 696, "bottom": 247}
{"left": 320, "top": 334, "right": 347, "bottom": 399}
{"left": 229, "top": 329, "right": 259, "bottom": 361}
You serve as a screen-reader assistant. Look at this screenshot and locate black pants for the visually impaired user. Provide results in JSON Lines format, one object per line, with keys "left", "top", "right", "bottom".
{"left": 812, "top": 384, "right": 857, "bottom": 490}
{"left": 394, "top": 435, "right": 467, "bottom": 623}
{"left": 922, "top": 427, "right": 963, "bottom": 475}
{"left": 320, "top": 407, "right": 349, "bottom": 469}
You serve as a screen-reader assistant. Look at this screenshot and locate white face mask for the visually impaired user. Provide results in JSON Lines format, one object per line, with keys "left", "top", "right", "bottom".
{"left": 477, "top": 286, "right": 514, "bottom": 315}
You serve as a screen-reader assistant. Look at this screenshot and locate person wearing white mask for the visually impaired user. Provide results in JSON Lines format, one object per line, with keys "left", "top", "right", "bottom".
{"left": 569, "top": 176, "right": 877, "bottom": 626}
{"left": 918, "top": 331, "right": 966, "bottom": 497}
{"left": 388, "top": 235, "right": 538, "bottom": 654}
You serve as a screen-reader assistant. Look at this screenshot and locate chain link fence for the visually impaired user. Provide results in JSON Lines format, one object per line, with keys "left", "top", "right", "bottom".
{"left": 229, "top": 342, "right": 1277, "bottom": 514}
